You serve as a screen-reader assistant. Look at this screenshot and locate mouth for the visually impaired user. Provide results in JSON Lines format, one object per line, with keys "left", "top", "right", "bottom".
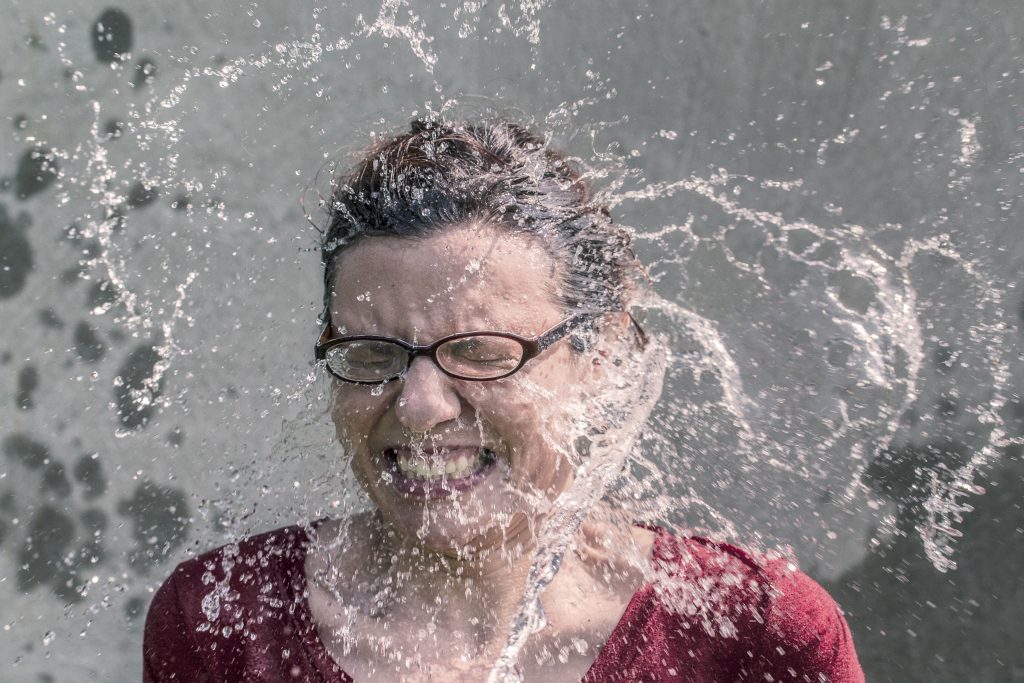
{"left": 383, "top": 446, "right": 498, "bottom": 499}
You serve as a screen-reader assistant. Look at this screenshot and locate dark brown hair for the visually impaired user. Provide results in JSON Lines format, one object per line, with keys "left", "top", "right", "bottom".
{"left": 319, "top": 118, "right": 637, "bottom": 334}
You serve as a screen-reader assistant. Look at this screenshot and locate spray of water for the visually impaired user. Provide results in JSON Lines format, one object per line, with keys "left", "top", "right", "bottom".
{"left": 8, "top": 3, "right": 1018, "bottom": 679}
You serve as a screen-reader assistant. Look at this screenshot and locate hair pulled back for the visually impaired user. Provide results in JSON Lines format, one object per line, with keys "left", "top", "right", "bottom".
{"left": 319, "top": 119, "right": 637, "bottom": 328}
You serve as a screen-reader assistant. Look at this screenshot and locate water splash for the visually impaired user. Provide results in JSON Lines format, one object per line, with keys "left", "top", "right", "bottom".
{"left": 487, "top": 323, "right": 668, "bottom": 682}
{"left": 9, "top": 5, "right": 1020, "bottom": 680}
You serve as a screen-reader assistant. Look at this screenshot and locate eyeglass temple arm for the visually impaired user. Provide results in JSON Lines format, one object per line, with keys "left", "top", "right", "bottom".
{"left": 536, "top": 313, "right": 593, "bottom": 352}
{"left": 314, "top": 322, "right": 333, "bottom": 358}
{"left": 537, "top": 312, "right": 648, "bottom": 352}
{"left": 627, "top": 312, "right": 649, "bottom": 349}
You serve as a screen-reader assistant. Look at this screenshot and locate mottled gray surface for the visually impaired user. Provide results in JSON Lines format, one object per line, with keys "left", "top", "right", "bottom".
{"left": 0, "top": 1, "right": 1021, "bottom": 681}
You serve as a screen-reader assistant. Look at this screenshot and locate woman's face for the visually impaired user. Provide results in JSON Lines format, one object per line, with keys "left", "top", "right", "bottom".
{"left": 328, "top": 222, "right": 598, "bottom": 557}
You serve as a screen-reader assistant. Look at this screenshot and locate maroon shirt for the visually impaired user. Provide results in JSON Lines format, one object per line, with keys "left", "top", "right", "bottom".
{"left": 144, "top": 524, "right": 863, "bottom": 682}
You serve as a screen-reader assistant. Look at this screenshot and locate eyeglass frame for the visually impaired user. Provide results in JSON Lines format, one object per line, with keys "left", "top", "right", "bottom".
{"left": 314, "top": 311, "right": 630, "bottom": 385}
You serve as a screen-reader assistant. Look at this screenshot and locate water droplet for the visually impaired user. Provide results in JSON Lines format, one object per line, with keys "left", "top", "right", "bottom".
{"left": 201, "top": 592, "right": 221, "bottom": 621}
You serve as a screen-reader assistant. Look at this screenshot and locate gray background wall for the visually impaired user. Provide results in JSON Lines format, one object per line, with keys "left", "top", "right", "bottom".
{"left": 1, "top": 1, "right": 1022, "bottom": 681}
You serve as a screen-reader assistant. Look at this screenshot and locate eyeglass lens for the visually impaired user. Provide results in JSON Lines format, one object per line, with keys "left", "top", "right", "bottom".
{"left": 324, "top": 335, "right": 527, "bottom": 382}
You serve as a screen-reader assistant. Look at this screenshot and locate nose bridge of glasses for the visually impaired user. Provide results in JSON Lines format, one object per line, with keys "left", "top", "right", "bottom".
{"left": 401, "top": 352, "right": 450, "bottom": 385}
{"left": 392, "top": 354, "right": 463, "bottom": 432}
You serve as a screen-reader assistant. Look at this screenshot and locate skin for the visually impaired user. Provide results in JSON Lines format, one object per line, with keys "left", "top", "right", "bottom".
{"left": 306, "top": 222, "right": 655, "bottom": 682}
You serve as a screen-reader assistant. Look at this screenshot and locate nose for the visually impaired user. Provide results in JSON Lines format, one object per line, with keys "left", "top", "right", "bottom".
{"left": 393, "top": 356, "right": 463, "bottom": 433}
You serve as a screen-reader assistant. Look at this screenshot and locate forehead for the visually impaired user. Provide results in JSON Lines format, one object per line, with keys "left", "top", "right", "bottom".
{"left": 330, "top": 222, "right": 563, "bottom": 336}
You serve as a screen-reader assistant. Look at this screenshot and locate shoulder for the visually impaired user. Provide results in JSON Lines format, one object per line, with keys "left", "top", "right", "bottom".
{"left": 149, "top": 523, "right": 310, "bottom": 620}
{"left": 647, "top": 530, "right": 864, "bottom": 681}
{"left": 143, "top": 524, "right": 314, "bottom": 680}
{"left": 161, "top": 523, "right": 310, "bottom": 589}
{"left": 650, "top": 531, "right": 839, "bottom": 618}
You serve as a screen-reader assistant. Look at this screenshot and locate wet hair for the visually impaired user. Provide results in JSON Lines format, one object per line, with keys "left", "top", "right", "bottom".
{"left": 318, "top": 119, "right": 638, "bottom": 333}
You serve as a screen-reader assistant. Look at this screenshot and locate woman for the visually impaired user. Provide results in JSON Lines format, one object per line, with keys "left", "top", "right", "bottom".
{"left": 144, "top": 119, "right": 864, "bottom": 682}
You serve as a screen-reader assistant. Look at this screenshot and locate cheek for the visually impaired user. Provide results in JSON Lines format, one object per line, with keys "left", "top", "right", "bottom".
{"left": 459, "top": 382, "right": 546, "bottom": 436}
{"left": 329, "top": 385, "right": 386, "bottom": 445}
{"left": 462, "top": 373, "right": 586, "bottom": 450}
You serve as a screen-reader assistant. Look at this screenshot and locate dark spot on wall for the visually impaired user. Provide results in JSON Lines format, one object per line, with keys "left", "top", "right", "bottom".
{"left": 39, "top": 673, "right": 55, "bottom": 683}
{"left": 17, "top": 505, "right": 75, "bottom": 593}
{"left": 14, "top": 114, "right": 29, "bottom": 130}
{"left": 932, "top": 342, "right": 958, "bottom": 374}
{"left": 0, "top": 203, "right": 33, "bottom": 298}
{"left": 74, "top": 321, "right": 106, "bottom": 363}
{"left": 14, "top": 146, "right": 59, "bottom": 200}
{"left": 126, "top": 181, "right": 159, "bottom": 209}
{"left": 103, "top": 118, "right": 125, "bottom": 140}
{"left": 81, "top": 508, "right": 107, "bottom": 534}
{"left": 78, "top": 508, "right": 108, "bottom": 569}
{"left": 760, "top": 247, "right": 809, "bottom": 296}
{"left": 17, "top": 365, "right": 39, "bottom": 410}
{"left": 113, "top": 343, "right": 164, "bottom": 430}
{"left": 60, "top": 264, "right": 86, "bottom": 286}
{"left": 0, "top": 177, "right": 10, "bottom": 192}
{"left": 936, "top": 394, "right": 959, "bottom": 418}
{"left": 3, "top": 433, "right": 49, "bottom": 470}
{"left": 124, "top": 595, "right": 146, "bottom": 621}
{"left": 117, "top": 480, "right": 190, "bottom": 572}
{"left": 41, "top": 462, "right": 72, "bottom": 499}
{"left": 38, "top": 308, "right": 64, "bottom": 329}
{"left": 0, "top": 490, "right": 14, "bottom": 546}
{"left": 826, "top": 339, "right": 854, "bottom": 368}
{"left": 87, "top": 279, "right": 118, "bottom": 314}
{"left": 170, "top": 195, "right": 191, "bottom": 211}
{"left": 1010, "top": 395, "right": 1024, "bottom": 429}
{"left": 108, "top": 328, "right": 127, "bottom": 344}
{"left": 25, "top": 31, "right": 45, "bottom": 50}
{"left": 828, "top": 270, "right": 878, "bottom": 315}
{"left": 863, "top": 440, "right": 972, "bottom": 532}
{"left": 132, "top": 57, "right": 157, "bottom": 89}
{"left": 1018, "top": 292, "right": 1024, "bottom": 330}
{"left": 0, "top": 351, "right": 11, "bottom": 364}
{"left": 63, "top": 223, "right": 82, "bottom": 242}
{"left": 167, "top": 427, "right": 184, "bottom": 447}
{"left": 91, "top": 8, "right": 133, "bottom": 64}
{"left": 81, "top": 239, "right": 103, "bottom": 258}
{"left": 73, "top": 454, "right": 107, "bottom": 500}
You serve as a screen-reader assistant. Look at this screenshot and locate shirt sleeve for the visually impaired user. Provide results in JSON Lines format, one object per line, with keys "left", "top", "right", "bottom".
{"left": 143, "top": 568, "right": 214, "bottom": 682}
{"left": 751, "top": 561, "right": 865, "bottom": 683}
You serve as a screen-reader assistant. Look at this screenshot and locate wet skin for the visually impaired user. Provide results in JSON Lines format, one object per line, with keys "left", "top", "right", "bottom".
{"left": 307, "top": 222, "right": 654, "bottom": 682}
{"left": 329, "top": 222, "right": 596, "bottom": 555}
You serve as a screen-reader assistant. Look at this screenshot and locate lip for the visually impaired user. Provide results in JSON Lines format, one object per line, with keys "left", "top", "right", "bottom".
{"left": 381, "top": 445, "right": 498, "bottom": 499}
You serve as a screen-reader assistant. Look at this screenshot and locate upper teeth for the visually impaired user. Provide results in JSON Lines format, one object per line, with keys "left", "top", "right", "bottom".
{"left": 396, "top": 451, "right": 485, "bottom": 480}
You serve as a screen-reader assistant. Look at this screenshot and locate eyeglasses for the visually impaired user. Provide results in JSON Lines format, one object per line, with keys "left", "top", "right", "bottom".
{"left": 314, "top": 312, "right": 599, "bottom": 384}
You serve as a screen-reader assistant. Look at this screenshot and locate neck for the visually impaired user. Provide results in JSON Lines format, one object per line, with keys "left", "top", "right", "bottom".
{"left": 370, "top": 511, "right": 539, "bottom": 615}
